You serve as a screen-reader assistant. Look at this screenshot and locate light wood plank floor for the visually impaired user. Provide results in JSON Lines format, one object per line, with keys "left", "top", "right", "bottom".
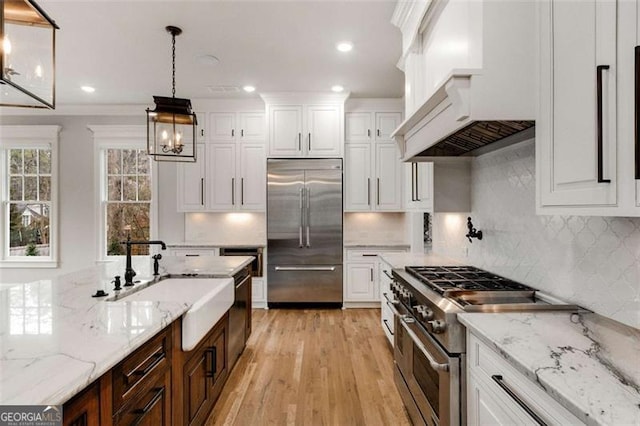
{"left": 206, "top": 308, "right": 411, "bottom": 426}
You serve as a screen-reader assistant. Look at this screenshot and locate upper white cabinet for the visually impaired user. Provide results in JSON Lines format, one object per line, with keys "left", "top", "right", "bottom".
{"left": 345, "top": 112, "right": 402, "bottom": 142}
{"left": 262, "top": 93, "right": 349, "bottom": 158}
{"left": 537, "top": 0, "right": 640, "bottom": 216}
{"left": 177, "top": 144, "right": 207, "bottom": 212}
{"left": 208, "top": 112, "right": 265, "bottom": 142}
{"left": 195, "top": 111, "right": 207, "bottom": 142}
{"left": 404, "top": 162, "right": 433, "bottom": 211}
{"left": 207, "top": 143, "right": 266, "bottom": 211}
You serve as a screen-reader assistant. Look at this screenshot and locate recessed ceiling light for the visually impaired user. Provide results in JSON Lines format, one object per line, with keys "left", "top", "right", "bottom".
{"left": 81, "top": 86, "right": 95, "bottom": 93}
{"left": 243, "top": 85, "right": 256, "bottom": 93}
{"left": 331, "top": 85, "right": 344, "bottom": 93}
{"left": 336, "top": 42, "right": 353, "bottom": 52}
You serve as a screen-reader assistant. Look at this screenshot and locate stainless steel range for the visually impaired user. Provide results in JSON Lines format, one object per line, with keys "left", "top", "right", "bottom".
{"left": 385, "top": 265, "right": 579, "bottom": 426}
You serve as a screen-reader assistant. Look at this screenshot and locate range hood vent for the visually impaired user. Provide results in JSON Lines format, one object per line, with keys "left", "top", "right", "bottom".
{"left": 419, "top": 120, "right": 535, "bottom": 157}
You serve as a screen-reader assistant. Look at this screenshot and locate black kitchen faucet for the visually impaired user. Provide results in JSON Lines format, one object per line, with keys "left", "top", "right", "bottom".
{"left": 120, "top": 235, "right": 167, "bottom": 286}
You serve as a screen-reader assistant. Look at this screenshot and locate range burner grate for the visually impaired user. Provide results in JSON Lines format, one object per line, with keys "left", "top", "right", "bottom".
{"left": 405, "top": 265, "right": 534, "bottom": 294}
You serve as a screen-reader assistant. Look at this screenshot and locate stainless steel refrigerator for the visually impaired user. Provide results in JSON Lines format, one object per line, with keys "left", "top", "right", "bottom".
{"left": 267, "top": 159, "right": 343, "bottom": 306}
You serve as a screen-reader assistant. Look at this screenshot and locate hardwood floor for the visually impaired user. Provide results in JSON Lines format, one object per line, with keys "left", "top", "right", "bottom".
{"left": 206, "top": 308, "right": 411, "bottom": 426}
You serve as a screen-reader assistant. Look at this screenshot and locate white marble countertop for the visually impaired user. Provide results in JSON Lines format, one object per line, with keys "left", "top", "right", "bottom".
{"left": 0, "top": 255, "right": 252, "bottom": 406}
{"left": 167, "top": 242, "right": 265, "bottom": 248}
{"left": 458, "top": 311, "right": 640, "bottom": 426}
{"left": 343, "top": 243, "right": 411, "bottom": 250}
{"left": 378, "top": 251, "right": 461, "bottom": 268}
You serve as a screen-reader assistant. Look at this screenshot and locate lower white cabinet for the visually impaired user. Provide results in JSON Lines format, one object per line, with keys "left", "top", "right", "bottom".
{"left": 344, "top": 248, "right": 407, "bottom": 306}
{"left": 378, "top": 258, "right": 395, "bottom": 345}
{"left": 252, "top": 277, "right": 266, "bottom": 308}
{"left": 467, "top": 331, "right": 583, "bottom": 425}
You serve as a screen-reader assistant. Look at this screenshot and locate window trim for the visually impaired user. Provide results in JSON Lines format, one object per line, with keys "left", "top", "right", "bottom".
{"left": 89, "top": 125, "right": 158, "bottom": 261}
{"left": 0, "top": 125, "right": 60, "bottom": 268}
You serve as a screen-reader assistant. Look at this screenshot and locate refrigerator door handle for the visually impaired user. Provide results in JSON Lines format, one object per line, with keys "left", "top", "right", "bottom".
{"left": 274, "top": 266, "right": 337, "bottom": 272}
{"left": 299, "top": 187, "right": 304, "bottom": 247}
{"left": 306, "top": 187, "right": 311, "bottom": 248}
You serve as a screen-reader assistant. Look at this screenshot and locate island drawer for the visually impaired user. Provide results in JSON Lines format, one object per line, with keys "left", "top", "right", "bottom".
{"left": 112, "top": 327, "right": 172, "bottom": 413}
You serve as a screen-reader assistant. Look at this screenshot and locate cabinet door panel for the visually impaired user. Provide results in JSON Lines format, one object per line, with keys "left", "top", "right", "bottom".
{"left": 209, "top": 113, "right": 236, "bottom": 141}
{"left": 114, "top": 371, "right": 172, "bottom": 426}
{"left": 239, "top": 144, "right": 266, "bottom": 211}
{"left": 346, "top": 112, "right": 372, "bottom": 141}
{"left": 375, "top": 143, "right": 403, "bottom": 211}
{"left": 208, "top": 144, "right": 237, "bottom": 210}
{"left": 177, "top": 144, "right": 206, "bottom": 212}
{"left": 345, "top": 263, "right": 376, "bottom": 301}
{"left": 195, "top": 111, "right": 206, "bottom": 142}
{"left": 307, "top": 105, "right": 342, "bottom": 157}
{"left": 239, "top": 112, "right": 265, "bottom": 141}
{"left": 269, "top": 106, "right": 303, "bottom": 156}
{"left": 468, "top": 374, "right": 535, "bottom": 426}
{"left": 375, "top": 112, "right": 402, "bottom": 141}
{"left": 539, "top": 0, "right": 617, "bottom": 207}
{"left": 183, "top": 346, "right": 211, "bottom": 425}
{"left": 63, "top": 382, "right": 100, "bottom": 426}
{"left": 345, "top": 143, "right": 372, "bottom": 211}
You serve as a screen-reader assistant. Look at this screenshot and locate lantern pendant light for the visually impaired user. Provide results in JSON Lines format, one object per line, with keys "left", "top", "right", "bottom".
{"left": 146, "top": 26, "right": 197, "bottom": 162}
{"left": 1, "top": 0, "right": 59, "bottom": 109}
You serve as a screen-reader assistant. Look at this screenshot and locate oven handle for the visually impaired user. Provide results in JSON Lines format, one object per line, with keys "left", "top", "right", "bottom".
{"left": 399, "top": 315, "right": 450, "bottom": 372}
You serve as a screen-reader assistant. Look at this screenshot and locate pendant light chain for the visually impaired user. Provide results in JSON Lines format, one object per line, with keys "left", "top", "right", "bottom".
{"left": 171, "top": 31, "right": 176, "bottom": 98}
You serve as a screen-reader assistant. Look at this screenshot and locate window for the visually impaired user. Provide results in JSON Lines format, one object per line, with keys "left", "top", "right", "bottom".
{"left": 104, "top": 148, "right": 152, "bottom": 256}
{"left": 91, "top": 125, "right": 157, "bottom": 260}
{"left": 0, "top": 126, "right": 59, "bottom": 267}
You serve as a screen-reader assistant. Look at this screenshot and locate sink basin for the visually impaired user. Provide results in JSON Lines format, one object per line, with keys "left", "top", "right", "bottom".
{"left": 119, "top": 278, "right": 234, "bottom": 351}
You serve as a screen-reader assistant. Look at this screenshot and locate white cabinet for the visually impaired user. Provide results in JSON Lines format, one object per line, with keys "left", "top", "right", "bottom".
{"left": 405, "top": 162, "right": 433, "bottom": 211}
{"left": 252, "top": 277, "right": 266, "bottom": 308}
{"left": 262, "top": 93, "right": 348, "bottom": 158}
{"left": 209, "top": 112, "right": 265, "bottom": 142}
{"left": 177, "top": 144, "right": 206, "bottom": 212}
{"left": 345, "top": 263, "right": 377, "bottom": 301}
{"left": 345, "top": 112, "right": 402, "bottom": 142}
{"left": 537, "top": 0, "right": 639, "bottom": 216}
{"left": 467, "top": 332, "right": 583, "bottom": 425}
{"left": 168, "top": 247, "right": 218, "bottom": 256}
{"left": 195, "top": 111, "right": 206, "bottom": 142}
{"left": 345, "top": 142, "right": 402, "bottom": 212}
{"left": 378, "top": 258, "right": 396, "bottom": 346}
{"left": 208, "top": 143, "right": 266, "bottom": 211}
{"left": 344, "top": 248, "right": 407, "bottom": 306}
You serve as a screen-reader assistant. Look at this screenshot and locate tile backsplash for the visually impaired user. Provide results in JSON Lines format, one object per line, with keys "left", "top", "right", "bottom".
{"left": 433, "top": 140, "right": 640, "bottom": 329}
{"left": 185, "top": 212, "right": 266, "bottom": 245}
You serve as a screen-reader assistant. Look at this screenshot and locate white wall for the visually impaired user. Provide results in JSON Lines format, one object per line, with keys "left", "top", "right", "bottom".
{"left": 432, "top": 139, "right": 640, "bottom": 329}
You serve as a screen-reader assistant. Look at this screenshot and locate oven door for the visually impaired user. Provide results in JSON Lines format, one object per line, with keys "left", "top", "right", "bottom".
{"left": 397, "top": 315, "right": 462, "bottom": 426}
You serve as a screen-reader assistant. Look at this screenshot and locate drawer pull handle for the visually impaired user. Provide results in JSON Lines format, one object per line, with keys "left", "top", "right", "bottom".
{"left": 382, "top": 270, "right": 394, "bottom": 280}
{"left": 132, "top": 387, "right": 164, "bottom": 424}
{"left": 205, "top": 347, "right": 217, "bottom": 378}
{"left": 131, "top": 351, "right": 165, "bottom": 378}
{"left": 382, "top": 319, "right": 394, "bottom": 336}
{"left": 361, "top": 254, "right": 377, "bottom": 257}
{"left": 491, "top": 375, "right": 548, "bottom": 426}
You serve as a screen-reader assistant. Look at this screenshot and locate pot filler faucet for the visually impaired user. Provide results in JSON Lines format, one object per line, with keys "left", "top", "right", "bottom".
{"left": 120, "top": 235, "right": 167, "bottom": 286}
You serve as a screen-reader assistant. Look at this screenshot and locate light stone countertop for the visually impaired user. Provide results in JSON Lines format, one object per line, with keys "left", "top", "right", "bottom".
{"left": 343, "top": 243, "right": 411, "bottom": 250}
{"left": 167, "top": 242, "right": 265, "bottom": 248}
{"left": 458, "top": 311, "right": 640, "bottom": 426}
{"left": 0, "top": 255, "right": 253, "bottom": 406}
{"left": 378, "top": 251, "right": 462, "bottom": 268}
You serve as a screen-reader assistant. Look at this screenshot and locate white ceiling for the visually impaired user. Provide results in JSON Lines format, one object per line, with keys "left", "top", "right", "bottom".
{"left": 42, "top": 0, "right": 404, "bottom": 105}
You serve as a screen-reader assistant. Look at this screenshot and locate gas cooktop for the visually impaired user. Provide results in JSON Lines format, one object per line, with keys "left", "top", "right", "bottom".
{"left": 405, "top": 265, "right": 534, "bottom": 294}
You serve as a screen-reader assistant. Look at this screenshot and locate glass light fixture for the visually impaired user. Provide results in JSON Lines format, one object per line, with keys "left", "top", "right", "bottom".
{"left": 146, "top": 26, "right": 197, "bottom": 163}
{"left": 1, "top": 0, "right": 59, "bottom": 109}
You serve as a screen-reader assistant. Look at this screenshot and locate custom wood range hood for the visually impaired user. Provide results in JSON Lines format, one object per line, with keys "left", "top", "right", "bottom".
{"left": 390, "top": 0, "right": 537, "bottom": 160}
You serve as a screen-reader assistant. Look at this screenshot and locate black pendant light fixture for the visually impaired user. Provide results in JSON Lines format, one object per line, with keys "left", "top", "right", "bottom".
{"left": 146, "top": 25, "right": 197, "bottom": 162}
{"left": 1, "top": 0, "right": 59, "bottom": 109}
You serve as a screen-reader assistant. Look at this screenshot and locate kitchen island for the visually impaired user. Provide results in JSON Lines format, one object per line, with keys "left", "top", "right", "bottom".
{"left": 0, "top": 255, "right": 253, "bottom": 408}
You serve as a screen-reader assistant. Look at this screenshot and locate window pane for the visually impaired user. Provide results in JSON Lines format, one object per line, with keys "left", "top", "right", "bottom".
{"left": 9, "top": 149, "right": 22, "bottom": 174}
{"left": 39, "top": 176, "right": 51, "bottom": 201}
{"left": 138, "top": 176, "right": 151, "bottom": 201}
{"left": 122, "top": 149, "right": 137, "bottom": 174}
{"left": 39, "top": 150, "right": 51, "bottom": 174}
{"left": 9, "top": 203, "right": 50, "bottom": 257}
{"left": 10, "top": 176, "right": 22, "bottom": 200}
{"left": 107, "top": 149, "right": 121, "bottom": 174}
{"left": 137, "top": 151, "right": 149, "bottom": 174}
{"left": 123, "top": 176, "right": 137, "bottom": 201}
{"left": 24, "top": 149, "right": 38, "bottom": 174}
{"left": 106, "top": 203, "right": 150, "bottom": 255}
{"left": 24, "top": 176, "right": 38, "bottom": 200}
{"left": 108, "top": 176, "right": 122, "bottom": 201}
